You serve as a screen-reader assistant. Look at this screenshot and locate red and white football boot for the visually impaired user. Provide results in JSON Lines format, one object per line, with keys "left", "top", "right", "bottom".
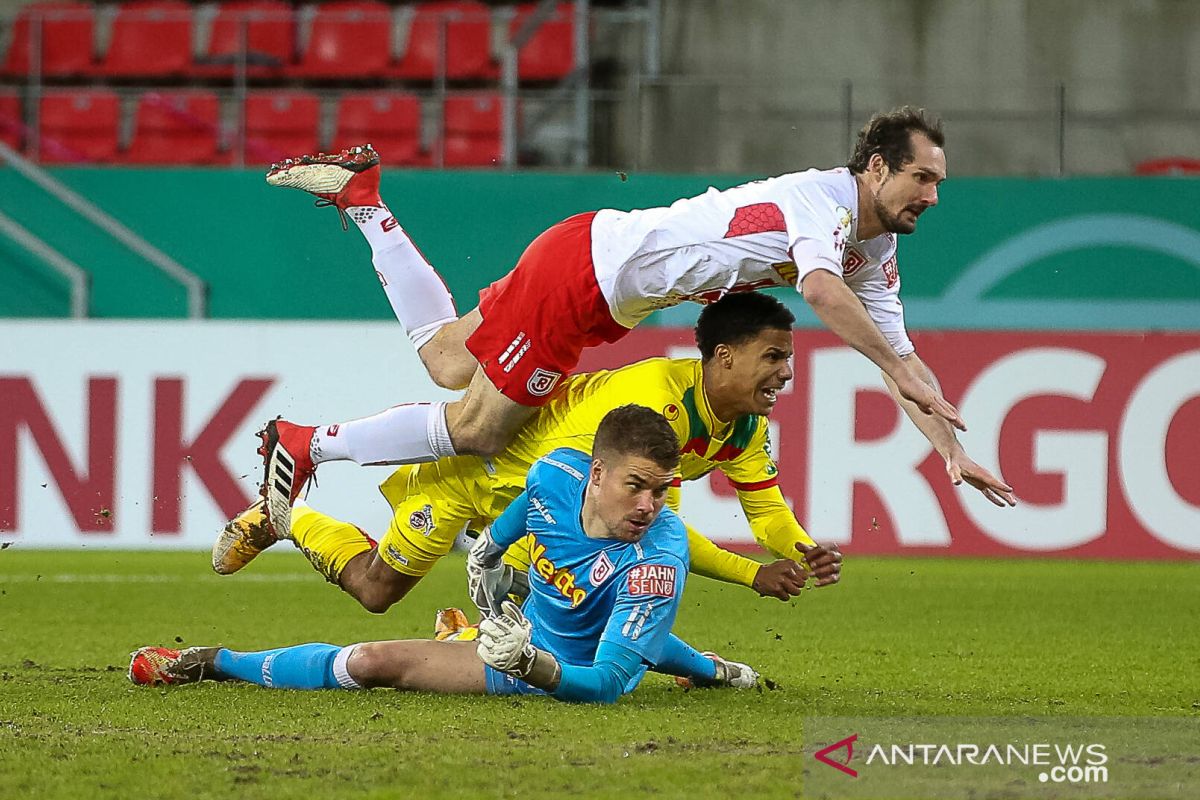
{"left": 128, "top": 646, "right": 221, "bottom": 686}
{"left": 257, "top": 418, "right": 318, "bottom": 540}
{"left": 264, "top": 144, "right": 382, "bottom": 228}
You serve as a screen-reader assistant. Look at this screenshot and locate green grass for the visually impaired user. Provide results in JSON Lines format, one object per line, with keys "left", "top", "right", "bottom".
{"left": 0, "top": 551, "right": 1197, "bottom": 799}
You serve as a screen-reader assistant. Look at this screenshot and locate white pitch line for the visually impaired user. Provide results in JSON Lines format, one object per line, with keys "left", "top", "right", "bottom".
{"left": 0, "top": 573, "right": 315, "bottom": 584}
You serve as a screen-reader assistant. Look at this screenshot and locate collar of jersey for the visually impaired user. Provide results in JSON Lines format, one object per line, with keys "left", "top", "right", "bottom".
{"left": 693, "top": 361, "right": 734, "bottom": 441}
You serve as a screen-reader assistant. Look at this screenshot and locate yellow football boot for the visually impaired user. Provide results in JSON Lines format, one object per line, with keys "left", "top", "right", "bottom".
{"left": 212, "top": 498, "right": 278, "bottom": 575}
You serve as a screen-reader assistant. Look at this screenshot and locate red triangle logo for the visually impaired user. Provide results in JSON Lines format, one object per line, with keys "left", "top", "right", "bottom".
{"left": 814, "top": 733, "right": 859, "bottom": 777}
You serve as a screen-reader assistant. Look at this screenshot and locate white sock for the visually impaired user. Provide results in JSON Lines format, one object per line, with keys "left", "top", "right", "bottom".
{"left": 310, "top": 425, "right": 351, "bottom": 464}
{"left": 317, "top": 402, "right": 458, "bottom": 466}
{"left": 332, "top": 644, "right": 363, "bottom": 689}
{"left": 349, "top": 202, "right": 459, "bottom": 350}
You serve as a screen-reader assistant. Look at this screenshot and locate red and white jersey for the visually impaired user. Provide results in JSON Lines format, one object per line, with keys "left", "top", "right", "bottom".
{"left": 588, "top": 167, "right": 914, "bottom": 356}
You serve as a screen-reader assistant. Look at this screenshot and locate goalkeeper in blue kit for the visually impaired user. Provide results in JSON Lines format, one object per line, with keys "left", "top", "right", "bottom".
{"left": 128, "top": 405, "right": 799, "bottom": 701}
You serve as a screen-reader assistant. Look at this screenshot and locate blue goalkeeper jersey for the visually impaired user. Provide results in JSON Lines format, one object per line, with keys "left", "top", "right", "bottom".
{"left": 489, "top": 447, "right": 690, "bottom": 670}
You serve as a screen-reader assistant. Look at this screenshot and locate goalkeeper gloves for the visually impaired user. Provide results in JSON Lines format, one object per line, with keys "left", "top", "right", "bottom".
{"left": 477, "top": 600, "right": 561, "bottom": 691}
{"left": 466, "top": 528, "right": 529, "bottom": 619}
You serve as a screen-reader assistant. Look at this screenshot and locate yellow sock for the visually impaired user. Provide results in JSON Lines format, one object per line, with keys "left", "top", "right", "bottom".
{"left": 290, "top": 505, "right": 374, "bottom": 585}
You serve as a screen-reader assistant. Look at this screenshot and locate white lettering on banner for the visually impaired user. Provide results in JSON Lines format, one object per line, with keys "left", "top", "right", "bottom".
{"left": 958, "top": 349, "right": 1108, "bottom": 550}
{"left": 0, "top": 322, "right": 456, "bottom": 549}
{"left": 806, "top": 348, "right": 950, "bottom": 546}
{"left": 1118, "top": 352, "right": 1200, "bottom": 551}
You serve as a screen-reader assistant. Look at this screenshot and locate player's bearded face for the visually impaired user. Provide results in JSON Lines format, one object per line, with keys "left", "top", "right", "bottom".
{"left": 872, "top": 133, "right": 946, "bottom": 235}
{"left": 588, "top": 455, "right": 674, "bottom": 542}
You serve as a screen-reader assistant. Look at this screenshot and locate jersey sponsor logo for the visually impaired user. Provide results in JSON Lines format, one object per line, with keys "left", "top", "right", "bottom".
{"left": 531, "top": 495, "right": 557, "bottom": 525}
{"left": 627, "top": 563, "right": 677, "bottom": 597}
{"left": 526, "top": 368, "right": 562, "bottom": 397}
{"left": 771, "top": 261, "right": 800, "bottom": 286}
{"left": 590, "top": 551, "right": 615, "bottom": 586}
{"left": 529, "top": 539, "right": 587, "bottom": 607}
{"left": 381, "top": 216, "right": 399, "bottom": 233}
{"left": 326, "top": 424, "right": 340, "bottom": 437}
{"left": 662, "top": 403, "right": 680, "bottom": 421}
{"left": 723, "top": 202, "right": 785, "bottom": 238}
{"left": 408, "top": 503, "right": 434, "bottom": 536}
{"left": 882, "top": 255, "right": 899, "bottom": 288}
{"left": 384, "top": 544, "right": 410, "bottom": 566}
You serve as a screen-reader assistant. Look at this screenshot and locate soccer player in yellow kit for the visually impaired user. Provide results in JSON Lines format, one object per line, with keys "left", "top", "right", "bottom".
{"left": 214, "top": 292, "right": 842, "bottom": 610}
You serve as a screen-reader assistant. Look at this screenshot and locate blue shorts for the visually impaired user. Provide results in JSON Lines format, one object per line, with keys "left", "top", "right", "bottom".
{"left": 484, "top": 665, "right": 549, "bottom": 697}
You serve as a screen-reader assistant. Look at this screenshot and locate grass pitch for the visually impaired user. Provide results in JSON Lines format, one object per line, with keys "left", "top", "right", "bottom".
{"left": 0, "top": 550, "right": 1196, "bottom": 799}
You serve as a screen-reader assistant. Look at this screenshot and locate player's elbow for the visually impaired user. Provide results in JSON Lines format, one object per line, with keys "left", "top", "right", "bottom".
{"left": 800, "top": 270, "right": 840, "bottom": 309}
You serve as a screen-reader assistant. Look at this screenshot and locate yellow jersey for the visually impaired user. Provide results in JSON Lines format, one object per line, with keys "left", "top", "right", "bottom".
{"left": 379, "top": 358, "right": 813, "bottom": 583}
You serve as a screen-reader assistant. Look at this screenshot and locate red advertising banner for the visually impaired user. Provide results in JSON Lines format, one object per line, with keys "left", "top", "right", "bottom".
{"left": 580, "top": 329, "right": 1200, "bottom": 560}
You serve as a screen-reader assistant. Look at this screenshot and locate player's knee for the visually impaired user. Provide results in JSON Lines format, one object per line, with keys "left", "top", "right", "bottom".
{"left": 449, "top": 418, "right": 513, "bottom": 457}
{"left": 423, "top": 357, "right": 473, "bottom": 391}
{"left": 355, "top": 580, "right": 410, "bottom": 614}
{"left": 346, "top": 643, "right": 404, "bottom": 688}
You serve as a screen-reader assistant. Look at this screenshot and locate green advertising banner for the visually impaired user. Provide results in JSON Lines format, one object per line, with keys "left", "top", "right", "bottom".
{"left": 1, "top": 168, "right": 1198, "bottom": 329}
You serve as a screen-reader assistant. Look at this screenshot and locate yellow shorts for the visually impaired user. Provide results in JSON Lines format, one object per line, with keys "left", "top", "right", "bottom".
{"left": 376, "top": 455, "right": 530, "bottom": 578}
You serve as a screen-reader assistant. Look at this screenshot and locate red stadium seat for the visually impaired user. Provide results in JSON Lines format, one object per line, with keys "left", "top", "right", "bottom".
{"left": 511, "top": 3, "right": 574, "bottom": 81}
{"left": 124, "top": 91, "right": 222, "bottom": 165}
{"left": 333, "top": 93, "right": 426, "bottom": 165}
{"left": 98, "top": 0, "right": 193, "bottom": 78}
{"left": 291, "top": 1, "right": 391, "bottom": 79}
{"left": 196, "top": 0, "right": 293, "bottom": 78}
{"left": 442, "top": 93, "right": 502, "bottom": 166}
{"left": 390, "top": 1, "right": 497, "bottom": 82}
{"left": 0, "top": 91, "right": 22, "bottom": 150}
{"left": 1134, "top": 157, "right": 1200, "bottom": 176}
{"left": 1, "top": 1, "right": 93, "bottom": 78}
{"left": 243, "top": 91, "right": 321, "bottom": 162}
{"left": 38, "top": 90, "right": 121, "bottom": 164}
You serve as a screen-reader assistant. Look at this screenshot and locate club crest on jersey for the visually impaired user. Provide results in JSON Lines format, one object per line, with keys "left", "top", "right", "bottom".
{"left": 627, "top": 564, "right": 677, "bottom": 597}
{"left": 408, "top": 504, "right": 434, "bottom": 537}
{"left": 662, "top": 403, "right": 680, "bottom": 421}
{"left": 590, "top": 552, "right": 615, "bottom": 586}
{"left": 526, "top": 368, "right": 562, "bottom": 397}
{"left": 841, "top": 247, "right": 867, "bottom": 276}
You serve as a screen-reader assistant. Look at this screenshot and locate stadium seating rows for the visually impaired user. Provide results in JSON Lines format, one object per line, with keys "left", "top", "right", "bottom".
{"left": 0, "top": 1, "right": 575, "bottom": 82}
{"left": 0, "top": 88, "right": 505, "bottom": 166}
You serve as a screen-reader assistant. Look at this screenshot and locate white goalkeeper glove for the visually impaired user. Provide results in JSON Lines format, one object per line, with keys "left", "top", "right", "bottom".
{"left": 477, "top": 600, "right": 535, "bottom": 675}
{"left": 466, "top": 528, "right": 529, "bottom": 620}
{"left": 476, "top": 600, "right": 562, "bottom": 690}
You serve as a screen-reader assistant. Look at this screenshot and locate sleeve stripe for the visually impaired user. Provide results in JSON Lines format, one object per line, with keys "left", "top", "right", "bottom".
{"left": 729, "top": 477, "right": 779, "bottom": 492}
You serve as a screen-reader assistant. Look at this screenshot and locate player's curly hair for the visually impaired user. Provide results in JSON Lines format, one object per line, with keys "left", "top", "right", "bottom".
{"left": 593, "top": 405, "right": 680, "bottom": 470}
{"left": 847, "top": 106, "right": 944, "bottom": 174}
{"left": 694, "top": 291, "right": 795, "bottom": 361}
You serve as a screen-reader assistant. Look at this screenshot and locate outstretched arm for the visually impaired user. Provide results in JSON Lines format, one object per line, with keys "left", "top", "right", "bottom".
{"left": 803, "top": 270, "right": 964, "bottom": 430}
{"left": 882, "top": 352, "right": 1015, "bottom": 507}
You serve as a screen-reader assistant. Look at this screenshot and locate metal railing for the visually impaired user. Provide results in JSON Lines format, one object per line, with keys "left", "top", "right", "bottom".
{"left": 0, "top": 140, "right": 207, "bottom": 317}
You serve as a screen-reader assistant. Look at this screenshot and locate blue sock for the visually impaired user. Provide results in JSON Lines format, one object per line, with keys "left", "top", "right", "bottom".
{"left": 653, "top": 634, "right": 717, "bottom": 681}
{"left": 213, "top": 643, "right": 344, "bottom": 689}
